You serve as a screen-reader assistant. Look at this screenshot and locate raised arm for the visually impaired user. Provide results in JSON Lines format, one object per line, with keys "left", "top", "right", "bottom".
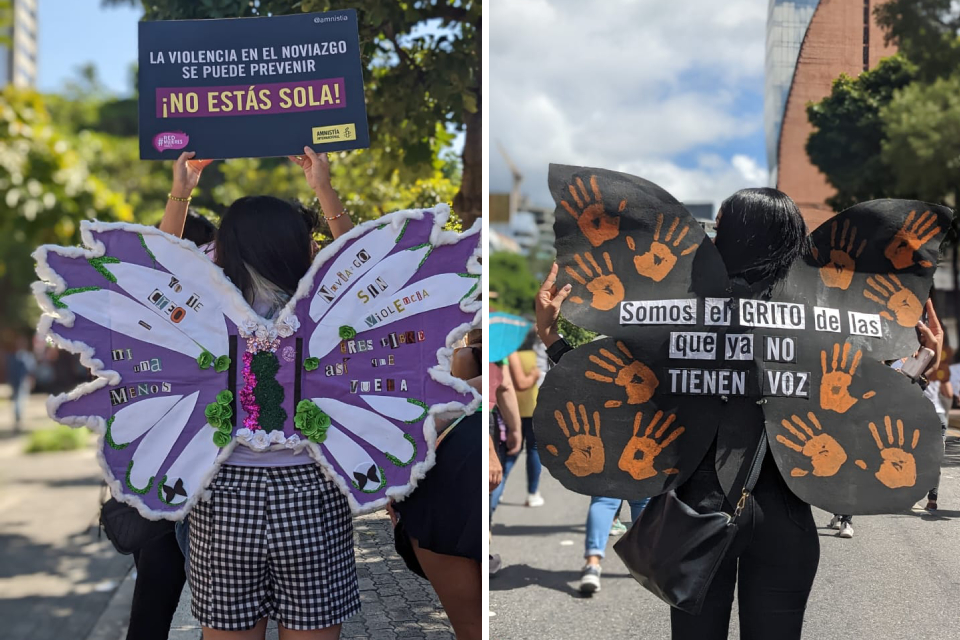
{"left": 290, "top": 146, "right": 354, "bottom": 240}
{"left": 159, "top": 151, "right": 212, "bottom": 238}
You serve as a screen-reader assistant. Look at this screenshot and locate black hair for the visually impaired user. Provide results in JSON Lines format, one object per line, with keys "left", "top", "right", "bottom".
{"left": 713, "top": 188, "right": 809, "bottom": 287}
{"left": 182, "top": 209, "right": 217, "bottom": 246}
{"left": 214, "top": 196, "right": 320, "bottom": 299}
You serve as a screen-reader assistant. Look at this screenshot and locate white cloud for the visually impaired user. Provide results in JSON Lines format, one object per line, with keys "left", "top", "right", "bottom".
{"left": 491, "top": 0, "right": 768, "bottom": 211}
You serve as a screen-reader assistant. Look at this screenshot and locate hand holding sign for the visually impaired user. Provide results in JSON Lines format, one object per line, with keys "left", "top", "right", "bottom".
{"left": 171, "top": 151, "right": 213, "bottom": 197}
{"left": 289, "top": 146, "right": 331, "bottom": 194}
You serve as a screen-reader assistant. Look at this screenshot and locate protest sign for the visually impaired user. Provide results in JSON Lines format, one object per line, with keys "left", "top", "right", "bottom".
{"left": 535, "top": 164, "right": 952, "bottom": 515}
{"left": 138, "top": 10, "right": 369, "bottom": 160}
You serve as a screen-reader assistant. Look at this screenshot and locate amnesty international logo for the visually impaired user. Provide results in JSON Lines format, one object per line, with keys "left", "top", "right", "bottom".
{"left": 312, "top": 124, "right": 356, "bottom": 143}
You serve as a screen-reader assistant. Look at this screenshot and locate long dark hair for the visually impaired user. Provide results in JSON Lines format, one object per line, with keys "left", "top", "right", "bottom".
{"left": 713, "top": 188, "right": 808, "bottom": 287}
{"left": 215, "top": 196, "right": 320, "bottom": 301}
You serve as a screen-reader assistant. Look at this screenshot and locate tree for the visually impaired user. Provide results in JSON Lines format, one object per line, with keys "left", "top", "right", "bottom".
{"left": 875, "top": 0, "right": 960, "bottom": 82}
{"left": 881, "top": 75, "right": 960, "bottom": 202}
{"left": 0, "top": 89, "right": 133, "bottom": 330}
{"left": 805, "top": 55, "right": 918, "bottom": 210}
{"left": 104, "top": 0, "right": 481, "bottom": 226}
{"left": 489, "top": 252, "right": 540, "bottom": 317}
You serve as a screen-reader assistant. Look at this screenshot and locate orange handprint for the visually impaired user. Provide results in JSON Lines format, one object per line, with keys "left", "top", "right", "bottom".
{"left": 548, "top": 402, "right": 605, "bottom": 477}
{"left": 618, "top": 410, "right": 685, "bottom": 481}
{"left": 816, "top": 219, "right": 866, "bottom": 290}
{"left": 884, "top": 210, "right": 939, "bottom": 270}
{"left": 625, "top": 213, "right": 697, "bottom": 282}
{"left": 565, "top": 252, "right": 625, "bottom": 311}
{"left": 820, "top": 342, "right": 875, "bottom": 414}
{"left": 560, "top": 175, "right": 622, "bottom": 248}
{"left": 776, "top": 412, "right": 847, "bottom": 478}
{"left": 863, "top": 274, "right": 922, "bottom": 328}
{"left": 867, "top": 416, "right": 919, "bottom": 489}
{"left": 584, "top": 341, "right": 659, "bottom": 408}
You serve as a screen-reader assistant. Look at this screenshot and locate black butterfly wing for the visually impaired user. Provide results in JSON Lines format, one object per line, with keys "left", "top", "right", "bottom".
{"left": 536, "top": 166, "right": 730, "bottom": 499}
{"left": 762, "top": 200, "right": 953, "bottom": 514}
{"left": 549, "top": 164, "right": 729, "bottom": 337}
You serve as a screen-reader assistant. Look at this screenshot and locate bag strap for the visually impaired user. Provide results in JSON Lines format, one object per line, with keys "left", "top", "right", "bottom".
{"left": 731, "top": 429, "right": 767, "bottom": 521}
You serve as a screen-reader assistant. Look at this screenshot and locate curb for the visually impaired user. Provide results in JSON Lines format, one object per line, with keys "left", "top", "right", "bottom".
{"left": 85, "top": 567, "right": 135, "bottom": 640}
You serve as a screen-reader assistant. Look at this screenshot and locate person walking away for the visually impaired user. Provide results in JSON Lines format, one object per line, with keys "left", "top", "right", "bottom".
{"left": 7, "top": 335, "right": 36, "bottom": 433}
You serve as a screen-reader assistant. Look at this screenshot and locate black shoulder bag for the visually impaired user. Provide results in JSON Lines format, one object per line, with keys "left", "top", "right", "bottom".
{"left": 613, "top": 430, "right": 767, "bottom": 616}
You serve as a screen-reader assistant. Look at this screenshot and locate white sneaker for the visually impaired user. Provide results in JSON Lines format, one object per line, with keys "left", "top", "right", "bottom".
{"left": 828, "top": 515, "right": 841, "bottom": 529}
{"left": 838, "top": 522, "right": 854, "bottom": 539}
{"left": 579, "top": 564, "right": 602, "bottom": 594}
{"left": 526, "top": 493, "right": 545, "bottom": 507}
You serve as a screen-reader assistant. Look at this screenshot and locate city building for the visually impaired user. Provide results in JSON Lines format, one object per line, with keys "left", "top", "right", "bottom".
{"left": 0, "top": 0, "right": 38, "bottom": 88}
{"left": 765, "top": 0, "right": 895, "bottom": 229}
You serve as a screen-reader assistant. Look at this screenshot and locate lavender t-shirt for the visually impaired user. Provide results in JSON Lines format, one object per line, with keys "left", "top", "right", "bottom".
{"left": 202, "top": 241, "right": 312, "bottom": 468}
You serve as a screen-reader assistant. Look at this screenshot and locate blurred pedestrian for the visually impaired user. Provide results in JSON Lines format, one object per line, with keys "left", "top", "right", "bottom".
{"left": 6, "top": 334, "right": 36, "bottom": 433}
{"left": 392, "top": 332, "right": 483, "bottom": 640}
{"left": 490, "top": 333, "right": 544, "bottom": 511}
{"left": 579, "top": 497, "right": 649, "bottom": 594}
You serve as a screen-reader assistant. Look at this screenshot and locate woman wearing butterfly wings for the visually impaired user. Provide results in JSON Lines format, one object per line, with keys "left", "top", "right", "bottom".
{"left": 536, "top": 164, "right": 948, "bottom": 640}
{"left": 34, "top": 144, "right": 481, "bottom": 639}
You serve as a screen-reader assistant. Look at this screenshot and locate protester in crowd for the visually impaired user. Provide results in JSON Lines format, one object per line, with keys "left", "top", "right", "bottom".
{"left": 578, "top": 496, "right": 649, "bottom": 594}
{"left": 161, "top": 148, "right": 359, "bottom": 639}
{"left": 392, "top": 332, "right": 482, "bottom": 640}
{"left": 827, "top": 514, "right": 854, "bottom": 539}
{"left": 536, "top": 188, "right": 943, "bottom": 639}
{"left": 490, "top": 333, "right": 544, "bottom": 511}
{"left": 6, "top": 334, "right": 36, "bottom": 433}
{"left": 121, "top": 210, "right": 218, "bottom": 640}
{"left": 924, "top": 376, "right": 952, "bottom": 510}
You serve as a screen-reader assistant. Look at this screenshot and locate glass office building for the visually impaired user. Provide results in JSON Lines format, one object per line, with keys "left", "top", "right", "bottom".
{"left": 764, "top": 0, "right": 820, "bottom": 185}
{"left": 0, "top": 0, "right": 38, "bottom": 88}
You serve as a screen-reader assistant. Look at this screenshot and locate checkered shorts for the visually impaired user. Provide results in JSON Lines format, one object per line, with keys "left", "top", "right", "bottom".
{"left": 188, "top": 464, "right": 360, "bottom": 630}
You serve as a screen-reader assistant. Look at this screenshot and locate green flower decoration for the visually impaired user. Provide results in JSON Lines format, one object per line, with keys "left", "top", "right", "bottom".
{"left": 212, "top": 431, "right": 232, "bottom": 448}
{"left": 197, "top": 351, "right": 215, "bottom": 370}
{"left": 338, "top": 325, "right": 357, "bottom": 340}
{"left": 294, "top": 400, "right": 331, "bottom": 443}
{"left": 205, "top": 401, "right": 233, "bottom": 430}
{"left": 214, "top": 355, "right": 231, "bottom": 373}
{"left": 216, "top": 421, "right": 233, "bottom": 435}
{"left": 303, "top": 357, "right": 320, "bottom": 372}
{"left": 216, "top": 390, "right": 234, "bottom": 405}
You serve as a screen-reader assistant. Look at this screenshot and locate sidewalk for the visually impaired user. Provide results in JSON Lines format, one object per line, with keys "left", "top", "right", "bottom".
{"left": 91, "top": 510, "right": 454, "bottom": 640}
{"left": 0, "top": 393, "right": 133, "bottom": 640}
{"left": 0, "top": 391, "right": 453, "bottom": 640}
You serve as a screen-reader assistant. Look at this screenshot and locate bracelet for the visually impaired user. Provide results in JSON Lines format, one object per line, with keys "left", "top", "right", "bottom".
{"left": 323, "top": 209, "right": 349, "bottom": 222}
{"left": 168, "top": 193, "right": 192, "bottom": 203}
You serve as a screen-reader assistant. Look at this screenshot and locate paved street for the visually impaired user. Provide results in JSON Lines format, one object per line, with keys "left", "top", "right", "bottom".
{"left": 490, "top": 432, "right": 960, "bottom": 640}
{"left": 0, "top": 393, "right": 453, "bottom": 640}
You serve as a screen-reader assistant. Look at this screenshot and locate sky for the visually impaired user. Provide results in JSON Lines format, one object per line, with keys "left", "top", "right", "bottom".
{"left": 38, "top": 0, "right": 142, "bottom": 95}
{"left": 490, "top": 0, "right": 770, "bottom": 212}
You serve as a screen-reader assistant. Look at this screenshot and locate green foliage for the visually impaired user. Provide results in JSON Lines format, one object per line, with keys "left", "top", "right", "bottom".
{"left": 875, "top": 0, "right": 960, "bottom": 82}
{"left": 105, "top": 0, "right": 481, "bottom": 220}
{"left": 881, "top": 76, "right": 960, "bottom": 202}
{"left": 0, "top": 89, "right": 135, "bottom": 329}
{"left": 557, "top": 316, "right": 598, "bottom": 349}
{"left": 489, "top": 252, "right": 541, "bottom": 317}
{"left": 806, "top": 56, "right": 918, "bottom": 210}
{"left": 24, "top": 425, "right": 91, "bottom": 454}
